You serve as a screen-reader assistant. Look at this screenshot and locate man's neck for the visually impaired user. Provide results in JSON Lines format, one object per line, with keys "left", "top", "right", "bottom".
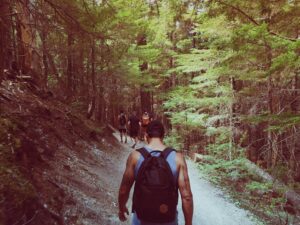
{"left": 147, "top": 138, "right": 165, "bottom": 151}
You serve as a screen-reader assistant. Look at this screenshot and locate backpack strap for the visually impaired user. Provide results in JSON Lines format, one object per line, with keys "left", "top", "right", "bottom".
{"left": 161, "top": 147, "right": 176, "bottom": 159}
{"left": 136, "top": 148, "right": 151, "bottom": 159}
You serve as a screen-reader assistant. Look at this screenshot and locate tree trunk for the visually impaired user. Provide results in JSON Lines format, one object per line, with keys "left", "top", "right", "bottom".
{"left": 140, "top": 84, "right": 152, "bottom": 113}
{"left": 228, "top": 77, "right": 235, "bottom": 160}
{"left": 67, "top": 31, "right": 74, "bottom": 97}
{"left": 15, "top": 1, "right": 32, "bottom": 74}
{"left": 137, "top": 34, "right": 152, "bottom": 114}
{"left": 41, "top": 29, "right": 48, "bottom": 87}
{"left": 290, "top": 73, "right": 300, "bottom": 175}
{"left": 87, "top": 41, "right": 96, "bottom": 119}
{"left": 0, "top": 1, "right": 11, "bottom": 81}
{"left": 91, "top": 42, "right": 96, "bottom": 96}
{"left": 46, "top": 49, "right": 60, "bottom": 81}
{"left": 266, "top": 42, "right": 277, "bottom": 168}
{"left": 291, "top": 73, "right": 300, "bottom": 112}
{"left": 78, "top": 47, "right": 85, "bottom": 97}
{"left": 0, "top": 28, "right": 3, "bottom": 82}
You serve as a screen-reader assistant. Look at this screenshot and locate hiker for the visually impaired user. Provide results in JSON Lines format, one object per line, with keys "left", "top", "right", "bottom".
{"left": 118, "top": 110, "right": 127, "bottom": 143}
{"left": 118, "top": 120, "right": 193, "bottom": 225}
{"left": 140, "top": 111, "right": 151, "bottom": 141}
{"left": 128, "top": 111, "right": 140, "bottom": 149}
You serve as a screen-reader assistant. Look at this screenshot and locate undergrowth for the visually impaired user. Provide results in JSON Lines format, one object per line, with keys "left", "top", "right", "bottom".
{"left": 0, "top": 117, "right": 37, "bottom": 222}
{"left": 197, "top": 157, "right": 300, "bottom": 225}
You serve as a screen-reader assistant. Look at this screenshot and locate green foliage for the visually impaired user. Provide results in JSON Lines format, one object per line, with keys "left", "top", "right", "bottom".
{"left": 246, "top": 181, "right": 273, "bottom": 193}
{"left": 163, "top": 86, "right": 197, "bottom": 110}
{"left": 175, "top": 49, "right": 215, "bottom": 73}
{"left": 243, "top": 113, "right": 300, "bottom": 132}
{"left": 170, "top": 112, "right": 208, "bottom": 128}
{"left": 164, "top": 131, "right": 184, "bottom": 150}
{"left": 198, "top": 157, "right": 250, "bottom": 183}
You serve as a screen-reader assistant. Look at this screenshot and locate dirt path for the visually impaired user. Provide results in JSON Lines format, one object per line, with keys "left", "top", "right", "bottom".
{"left": 112, "top": 131, "right": 261, "bottom": 225}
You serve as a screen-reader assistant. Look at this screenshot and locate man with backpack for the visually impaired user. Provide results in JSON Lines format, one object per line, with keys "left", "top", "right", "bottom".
{"left": 118, "top": 110, "right": 127, "bottom": 143}
{"left": 128, "top": 111, "right": 140, "bottom": 149}
{"left": 118, "top": 120, "right": 193, "bottom": 225}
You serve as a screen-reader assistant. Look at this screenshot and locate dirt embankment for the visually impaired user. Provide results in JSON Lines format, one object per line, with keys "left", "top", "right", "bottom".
{"left": 0, "top": 80, "right": 126, "bottom": 225}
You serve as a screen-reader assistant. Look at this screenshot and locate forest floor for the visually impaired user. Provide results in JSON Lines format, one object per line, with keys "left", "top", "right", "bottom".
{"left": 0, "top": 79, "right": 126, "bottom": 225}
{"left": 0, "top": 79, "right": 281, "bottom": 225}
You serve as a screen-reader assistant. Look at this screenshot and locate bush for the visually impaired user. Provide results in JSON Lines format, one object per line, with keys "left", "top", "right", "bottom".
{"left": 164, "top": 131, "right": 183, "bottom": 150}
{"left": 246, "top": 181, "right": 273, "bottom": 193}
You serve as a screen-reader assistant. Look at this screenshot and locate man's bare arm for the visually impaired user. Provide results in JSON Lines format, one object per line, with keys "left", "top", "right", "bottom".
{"left": 177, "top": 153, "right": 193, "bottom": 225}
{"left": 118, "top": 151, "right": 137, "bottom": 221}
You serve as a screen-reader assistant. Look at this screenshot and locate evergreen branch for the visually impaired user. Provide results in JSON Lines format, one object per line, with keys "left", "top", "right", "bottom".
{"left": 216, "top": 0, "right": 259, "bottom": 25}
{"left": 43, "top": 0, "right": 106, "bottom": 40}
{"left": 216, "top": 0, "right": 298, "bottom": 42}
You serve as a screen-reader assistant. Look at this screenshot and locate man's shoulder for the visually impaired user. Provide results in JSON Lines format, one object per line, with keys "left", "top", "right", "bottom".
{"left": 127, "top": 150, "right": 141, "bottom": 165}
{"left": 174, "top": 151, "right": 185, "bottom": 166}
{"left": 132, "top": 150, "right": 141, "bottom": 158}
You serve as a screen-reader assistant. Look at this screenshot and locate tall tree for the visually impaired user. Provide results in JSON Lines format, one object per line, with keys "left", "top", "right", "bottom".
{"left": 0, "top": 0, "right": 12, "bottom": 81}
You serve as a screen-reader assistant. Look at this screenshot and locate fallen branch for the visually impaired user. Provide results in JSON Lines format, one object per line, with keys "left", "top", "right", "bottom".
{"left": 241, "top": 160, "right": 300, "bottom": 213}
{"left": 194, "top": 153, "right": 215, "bottom": 164}
{"left": 244, "top": 159, "right": 274, "bottom": 182}
{"left": 0, "top": 93, "right": 12, "bottom": 101}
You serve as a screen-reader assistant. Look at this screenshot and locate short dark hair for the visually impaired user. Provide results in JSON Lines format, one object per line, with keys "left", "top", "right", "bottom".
{"left": 146, "top": 120, "right": 165, "bottom": 138}
{"left": 120, "top": 110, "right": 124, "bottom": 114}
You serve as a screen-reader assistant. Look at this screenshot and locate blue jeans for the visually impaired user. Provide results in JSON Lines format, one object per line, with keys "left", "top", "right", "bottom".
{"left": 132, "top": 212, "right": 178, "bottom": 225}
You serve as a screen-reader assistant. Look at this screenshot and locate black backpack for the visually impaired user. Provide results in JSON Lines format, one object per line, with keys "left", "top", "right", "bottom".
{"left": 119, "top": 114, "right": 126, "bottom": 126}
{"left": 132, "top": 147, "right": 178, "bottom": 223}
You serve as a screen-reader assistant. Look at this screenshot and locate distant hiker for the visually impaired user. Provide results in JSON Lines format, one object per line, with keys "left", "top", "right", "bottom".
{"left": 128, "top": 111, "right": 140, "bottom": 149}
{"left": 118, "top": 120, "right": 193, "bottom": 225}
{"left": 140, "top": 111, "right": 151, "bottom": 141}
{"left": 118, "top": 110, "right": 127, "bottom": 143}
